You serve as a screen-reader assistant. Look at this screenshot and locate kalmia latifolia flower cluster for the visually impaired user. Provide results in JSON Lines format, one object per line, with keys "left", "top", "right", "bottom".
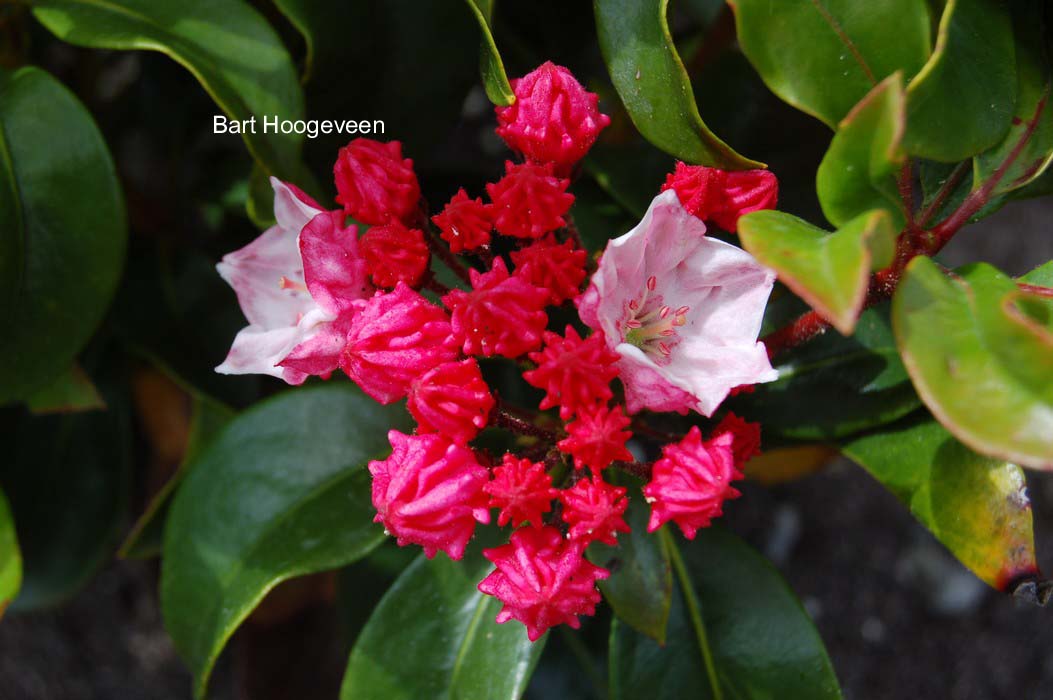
{"left": 216, "top": 62, "right": 779, "bottom": 641}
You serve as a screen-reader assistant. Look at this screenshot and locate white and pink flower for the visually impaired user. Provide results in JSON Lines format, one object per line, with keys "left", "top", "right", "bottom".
{"left": 215, "top": 178, "right": 372, "bottom": 384}
{"left": 578, "top": 190, "right": 777, "bottom": 416}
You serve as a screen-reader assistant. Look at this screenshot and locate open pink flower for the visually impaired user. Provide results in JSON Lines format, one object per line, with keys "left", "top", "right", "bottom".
{"left": 478, "top": 526, "right": 609, "bottom": 641}
{"left": 578, "top": 190, "right": 777, "bottom": 416}
{"left": 370, "top": 431, "right": 490, "bottom": 560}
{"left": 217, "top": 178, "right": 371, "bottom": 384}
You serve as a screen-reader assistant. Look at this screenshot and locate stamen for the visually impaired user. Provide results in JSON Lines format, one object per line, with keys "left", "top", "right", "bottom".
{"left": 279, "top": 276, "right": 308, "bottom": 293}
{"left": 621, "top": 274, "right": 692, "bottom": 364}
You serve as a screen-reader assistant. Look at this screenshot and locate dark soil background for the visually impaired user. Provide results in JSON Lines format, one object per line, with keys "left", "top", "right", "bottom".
{"left": 4, "top": 10, "right": 1053, "bottom": 698}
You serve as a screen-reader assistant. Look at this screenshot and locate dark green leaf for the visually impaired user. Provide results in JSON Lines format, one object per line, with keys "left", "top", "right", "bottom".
{"left": 973, "top": 0, "right": 1053, "bottom": 195}
{"left": 729, "top": 304, "right": 921, "bottom": 440}
{"left": 24, "top": 363, "right": 105, "bottom": 415}
{"left": 0, "top": 384, "right": 132, "bottom": 611}
{"left": 904, "top": 0, "right": 1016, "bottom": 162}
{"left": 30, "top": 0, "right": 311, "bottom": 186}
{"left": 161, "top": 384, "right": 410, "bottom": 699}
{"left": 730, "top": 0, "right": 931, "bottom": 127}
{"left": 464, "top": 0, "right": 515, "bottom": 105}
{"left": 893, "top": 258, "right": 1053, "bottom": 469}
{"left": 738, "top": 208, "right": 896, "bottom": 334}
{"left": 341, "top": 552, "right": 545, "bottom": 700}
{"left": 610, "top": 528, "right": 841, "bottom": 700}
{"left": 816, "top": 73, "right": 907, "bottom": 229}
{"left": 0, "top": 66, "right": 126, "bottom": 403}
{"left": 583, "top": 140, "right": 676, "bottom": 219}
{"left": 843, "top": 413, "right": 1037, "bottom": 590}
{"left": 0, "top": 488, "right": 21, "bottom": 618}
{"left": 118, "top": 390, "right": 234, "bottom": 559}
{"left": 588, "top": 496, "right": 672, "bottom": 644}
{"left": 594, "top": 0, "right": 762, "bottom": 168}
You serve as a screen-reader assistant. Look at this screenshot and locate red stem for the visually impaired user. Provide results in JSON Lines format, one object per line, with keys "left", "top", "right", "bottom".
{"left": 917, "top": 161, "right": 970, "bottom": 227}
{"left": 928, "top": 91, "right": 1050, "bottom": 252}
{"left": 765, "top": 92, "right": 1051, "bottom": 358}
{"left": 763, "top": 310, "right": 830, "bottom": 359}
{"left": 1018, "top": 283, "right": 1053, "bottom": 298}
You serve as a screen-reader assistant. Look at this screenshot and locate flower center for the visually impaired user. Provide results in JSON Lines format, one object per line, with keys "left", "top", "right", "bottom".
{"left": 622, "top": 275, "right": 688, "bottom": 362}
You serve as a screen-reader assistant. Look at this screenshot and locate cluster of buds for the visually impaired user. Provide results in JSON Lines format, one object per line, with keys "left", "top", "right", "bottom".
{"left": 216, "top": 63, "right": 779, "bottom": 640}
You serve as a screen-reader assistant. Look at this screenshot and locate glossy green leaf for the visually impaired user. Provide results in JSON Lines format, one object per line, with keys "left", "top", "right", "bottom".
{"left": 588, "top": 497, "right": 672, "bottom": 644}
{"left": 893, "top": 258, "right": 1053, "bottom": 469}
{"left": 0, "top": 488, "right": 21, "bottom": 618}
{"left": 464, "top": 0, "right": 515, "bottom": 105}
{"left": 270, "top": 0, "right": 344, "bottom": 83}
{"left": 817, "top": 73, "right": 907, "bottom": 229}
{"left": 739, "top": 209, "right": 896, "bottom": 334}
{"left": 973, "top": 0, "right": 1053, "bottom": 195}
{"left": 24, "top": 363, "right": 105, "bottom": 415}
{"left": 341, "top": 552, "right": 545, "bottom": 700}
{"left": 729, "top": 304, "right": 920, "bottom": 440}
{"left": 843, "top": 414, "right": 1037, "bottom": 590}
{"left": 610, "top": 528, "right": 840, "bottom": 700}
{"left": 0, "top": 384, "right": 131, "bottom": 611}
{"left": 594, "top": 0, "right": 762, "bottom": 168}
{"left": 161, "top": 384, "right": 410, "bottom": 699}
{"left": 30, "top": 0, "right": 309, "bottom": 184}
{"left": 119, "top": 391, "right": 234, "bottom": 559}
{"left": 904, "top": 0, "right": 1016, "bottom": 162}
{"left": 730, "top": 0, "right": 931, "bottom": 127}
{"left": 0, "top": 66, "right": 126, "bottom": 403}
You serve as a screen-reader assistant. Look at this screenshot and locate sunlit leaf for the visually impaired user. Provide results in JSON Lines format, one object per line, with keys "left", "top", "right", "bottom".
{"left": 595, "top": 0, "right": 762, "bottom": 168}
{"left": 739, "top": 209, "right": 896, "bottom": 334}
{"left": 893, "top": 258, "right": 1053, "bottom": 469}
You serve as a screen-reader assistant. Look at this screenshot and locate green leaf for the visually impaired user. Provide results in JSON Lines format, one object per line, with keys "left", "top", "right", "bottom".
{"left": 730, "top": 0, "right": 931, "bottom": 127}
{"left": 0, "top": 383, "right": 132, "bottom": 611}
{"left": 0, "top": 66, "right": 126, "bottom": 403}
{"left": 893, "top": 258, "right": 1053, "bottom": 469}
{"left": 610, "top": 528, "right": 841, "bottom": 700}
{"left": 24, "top": 363, "right": 105, "bottom": 415}
{"left": 464, "top": 0, "right": 515, "bottom": 106}
{"left": 270, "top": 0, "right": 342, "bottom": 84}
{"left": 29, "top": 0, "right": 309, "bottom": 185}
{"left": 0, "top": 488, "right": 21, "bottom": 618}
{"left": 588, "top": 496, "right": 672, "bottom": 644}
{"left": 118, "top": 391, "right": 234, "bottom": 559}
{"left": 161, "top": 384, "right": 411, "bottom": 699}
{"left": 817, "top": 73, "right": 907, "bottom": 229}
{"left": 973, "top": 0, "right": 1053, "bottom": 195}
{"left": 843, "top": 414, "right": 1037, "bottom": 590}
{"left": 729, "top": 304, "right": 920, "bottom": 440}
{"left": 341, "top": 552, "right": 545, "bottom": 700}
{"left": 594, "top": 0, "right": 762, "bottom": 169}
{"left": 738, "top": 209, "right": 896, "bottom": 334}
{"left": 904, "top": 0, "right": 1016, "bottom": 162}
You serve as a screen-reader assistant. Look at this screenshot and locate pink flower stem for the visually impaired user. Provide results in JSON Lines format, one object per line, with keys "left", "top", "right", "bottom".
{"left": 630, "top": 417, "right": 683, "bottom": 444}
{"left": 424, "top": 276, "right": 452, "bottom": 296}
{"left": 611, "top": 459, "right": 653, "bottom": 480}
{"left": 491, "top": 398, "right": 560, "bottom": 442}
{"left": 423, "top": 223, "right": 473, "bottom": 284}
